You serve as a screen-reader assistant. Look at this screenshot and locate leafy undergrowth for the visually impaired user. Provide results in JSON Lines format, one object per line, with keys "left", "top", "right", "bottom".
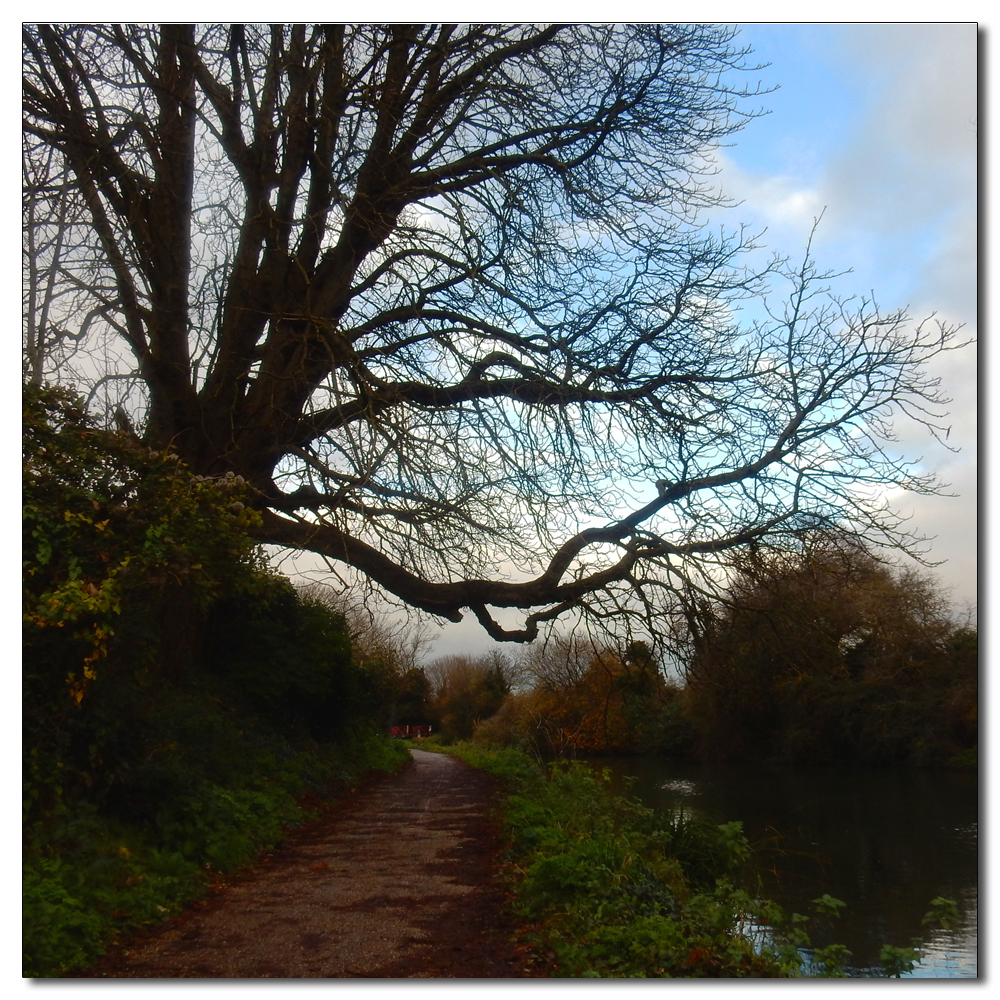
{"left": 22, "top": 384, "right": 414, "bottom": 978}
{"left": 23, "top": 734, "right": 409, "bottom": 978}
{"left": 434, "top": 744, "right": 946, "bottom": 978}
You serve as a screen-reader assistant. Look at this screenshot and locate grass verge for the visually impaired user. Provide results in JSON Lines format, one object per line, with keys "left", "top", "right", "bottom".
{"left": 432, "top": 743, "right": 949, "bottom": 978}
{"left": 23, "top": 734, "right": 409, "bottom": 978}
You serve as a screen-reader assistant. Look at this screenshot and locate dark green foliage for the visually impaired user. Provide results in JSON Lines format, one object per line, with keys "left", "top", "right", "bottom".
{"left": 393, "top": 667, "right": 432, "bottom": 726}
{"left": 24, "top": 382, "right": 268, "bottom": 815}
{"left": 616, "top": 644, "right": 698, "bottom": 756}
{"left": 22, "top": 383, "right": 409, "bottom": 976}
{"left": 685, "top": 541, "right": 977, "bottom": 766}
{"left": 647, "top": 693, "right": 700, "bottom": 757}
{"left": 204, "top": 586, "right": 368, "bottom": 741}
{"left": 22, "top": 850, "right": 198, "bottom": 979}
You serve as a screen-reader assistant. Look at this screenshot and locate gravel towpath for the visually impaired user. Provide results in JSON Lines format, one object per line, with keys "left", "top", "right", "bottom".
{"left": 79, "top": 749, "right": 529, "bottom": 978}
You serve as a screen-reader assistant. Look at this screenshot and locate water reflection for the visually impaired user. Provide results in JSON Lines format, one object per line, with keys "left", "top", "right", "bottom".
{"left": 588, "top": 757, "right": 978, "bottom": 977}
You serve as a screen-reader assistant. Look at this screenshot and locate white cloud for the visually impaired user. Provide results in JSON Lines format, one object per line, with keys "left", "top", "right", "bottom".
{"left": 821, "top": 25, "right": 977, "bottom": 261}
{"left": 719, "top": 24, "right": 978, "bottom": 609}
{"left": 711, "top": 151, "right": 826, "bottom": 240}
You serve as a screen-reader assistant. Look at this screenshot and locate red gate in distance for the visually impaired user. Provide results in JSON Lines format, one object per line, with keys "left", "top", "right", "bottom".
{"left": 389, "top": 724, "right": 432, "bottom": 739}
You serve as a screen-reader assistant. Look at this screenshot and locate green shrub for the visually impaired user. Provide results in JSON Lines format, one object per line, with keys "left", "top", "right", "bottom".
{"left": 23, "top": 856, "right": 106, "bottom": 978}
{"left": 22, "top": 840, "right": 205, "bottom": 978}
{"left": 437, "top": 745, "right": 776, "bottom": 976}
{"left": 22, "top": 383, "right": 412, "bottom": 976}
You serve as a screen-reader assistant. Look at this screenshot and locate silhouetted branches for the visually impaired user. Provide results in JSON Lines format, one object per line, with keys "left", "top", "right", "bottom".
{"left": 23, "top": 23, "right": 961, "bottom": 645}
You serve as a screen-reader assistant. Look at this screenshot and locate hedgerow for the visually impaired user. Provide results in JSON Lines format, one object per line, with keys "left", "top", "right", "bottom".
{"left": 23, "top": 383, "right": 409, "bottom": 977}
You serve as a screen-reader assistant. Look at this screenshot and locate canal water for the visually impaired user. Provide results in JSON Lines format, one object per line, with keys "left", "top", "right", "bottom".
{"left": 587, "top": 757, "right": 978, "bottom": 977}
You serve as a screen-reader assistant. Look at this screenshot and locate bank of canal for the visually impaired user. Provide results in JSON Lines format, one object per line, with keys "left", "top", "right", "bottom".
{"left": 588, "top": 757, "right": 977, "bottom": 977}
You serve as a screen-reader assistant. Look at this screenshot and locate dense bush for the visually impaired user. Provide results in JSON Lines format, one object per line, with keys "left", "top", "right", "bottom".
{"left": 24, "top": 383, "right": 266, "bottom": 813}
{"left": 204, "top": 586, "right": 375, "bottom": 742}
{"left": 684, "top": 541, "right": 977, "bottom": 766}
{"left": 23, "top": 383, "right": 409, "bottom": 976}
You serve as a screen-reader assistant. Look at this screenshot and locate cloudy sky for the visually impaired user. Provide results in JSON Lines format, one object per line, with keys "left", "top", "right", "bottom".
{"left": 266, "top": 21, "right": 979, "bottom": 660}
{"left": 748, "top": 23, "right": 976, "bottom": 584}
{"left": 415, "top": 22, "right": 978, "bottom": 660}
{"left": 713, "top": 22, "right": 978, "bottom": 600}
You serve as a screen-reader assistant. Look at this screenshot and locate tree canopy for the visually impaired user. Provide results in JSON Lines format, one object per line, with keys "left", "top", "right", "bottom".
{"left": 682, "top": 539, "right": 977, "bottom": 764}
{"left": 23, "top": 23, "right": 960, "bottom": 645}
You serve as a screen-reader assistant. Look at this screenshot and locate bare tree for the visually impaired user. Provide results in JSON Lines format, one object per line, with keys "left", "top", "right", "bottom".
{"left": 23, "top": 145, "right": 110, "bottom": 386}
{"left": 22, "top": 24, "right": 961, "bottom": 647}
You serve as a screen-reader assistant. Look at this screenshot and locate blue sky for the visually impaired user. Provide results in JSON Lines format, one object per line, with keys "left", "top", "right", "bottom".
{"left": 717, "top": 22, "right": 977, "bottom": 609}
{"left": 413, "top": 20, "right": 979, "bottom": 660}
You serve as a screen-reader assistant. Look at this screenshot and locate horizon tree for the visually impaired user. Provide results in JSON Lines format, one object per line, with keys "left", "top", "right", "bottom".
{"left": 683, "top": 537, "right": 976, "bottom": 763}
{"left": 23, "top": 23, "right": 962, "bottom": 648}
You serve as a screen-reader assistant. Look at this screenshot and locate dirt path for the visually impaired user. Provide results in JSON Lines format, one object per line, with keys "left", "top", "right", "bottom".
{"left": 79, "top": 749, "right": 530, "bottom": 978}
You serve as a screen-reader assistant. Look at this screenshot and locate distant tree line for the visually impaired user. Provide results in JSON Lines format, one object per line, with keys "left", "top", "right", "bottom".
{"left": 395, "top": 540, "right": 975, "bottom": 768}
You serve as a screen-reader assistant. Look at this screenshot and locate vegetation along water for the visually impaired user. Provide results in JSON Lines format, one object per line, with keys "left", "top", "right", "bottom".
{"left": 589, "top": 757, "right": 978, "bottom": 977}
{"left": 428, "top": 743, "right": 969, "bottom": 978}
